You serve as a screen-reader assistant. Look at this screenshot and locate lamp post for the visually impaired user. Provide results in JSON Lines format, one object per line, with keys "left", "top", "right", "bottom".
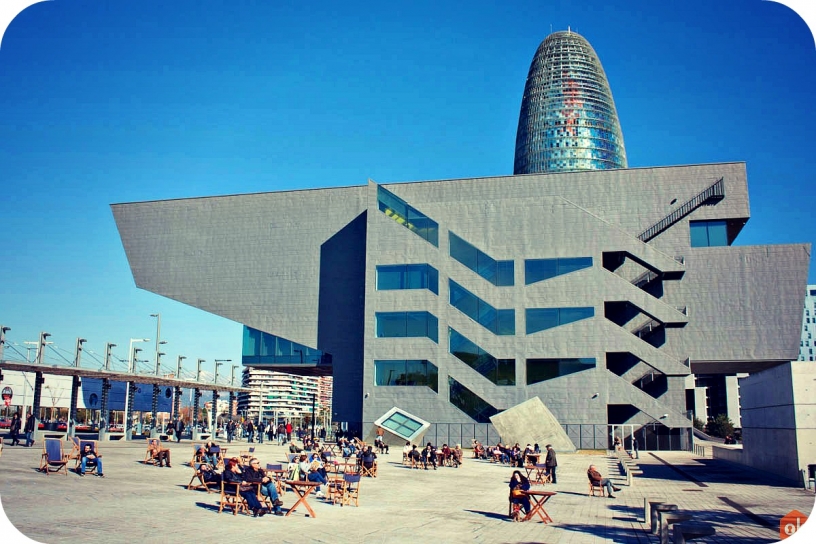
{"left": 0, "top": 325, "right": 9, "bottom": 361}
{"left": 173, "top": 355, "right": 186, "bottom": 423}
{"left": 124, "top": 338, "right": 149, "bottom": 441}
{"left": 149, "top": 314, "right": 167, "bottom": 376}
{"left": 68, "top": 338, "right": 86, "bottom": 436}
{"left": 213, "top": 359, "right": 231, "bottom": 434}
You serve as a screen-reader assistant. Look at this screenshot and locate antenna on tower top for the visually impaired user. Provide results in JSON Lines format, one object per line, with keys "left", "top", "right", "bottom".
{"left": 550, "top": 23, "right": 553, "bottom": 34}
{"left": 568, "top": 25, "right": 571, "bottom": 34}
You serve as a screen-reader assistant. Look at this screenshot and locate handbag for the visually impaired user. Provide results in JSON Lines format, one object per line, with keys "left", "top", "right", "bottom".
{"left": 510, "top": 487, "right": 525, "bottom": 498}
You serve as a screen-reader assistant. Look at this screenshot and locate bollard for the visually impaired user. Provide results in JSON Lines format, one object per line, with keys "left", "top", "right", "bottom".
{"left": 660, "top": 512, "right": 693, "bottom": 544}
{"left": 645, "top": 499, "right": 665, "bottom": 525}
{"left": 652, "top": 504, "right": 677, "bottom": 534}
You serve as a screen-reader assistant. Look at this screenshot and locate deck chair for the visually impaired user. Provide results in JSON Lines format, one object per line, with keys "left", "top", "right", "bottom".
{"left": 588, "top": 479, "right": 606, "bottom": 497}
{"left": 239, "top": 446, "right": 255, "bottom": 464}
{"left": 209, "top": 444, "right": 225, "bottom": 469}
{"left": 530, "top": 463, "right": 552, "bottom": 485}
{"left": 144, "top": 438, "right": 161, "bottom": 465}
{"left": 190, "top": 444, "right": 205, "bottom": 466}
{"left": 360, "top": 461, "right": 377, "bottom": 478}
{"left": 266, "top": 463, "right": 285, "bottom": 496}
{"left": 75, "top": 440, "right": 101, "bottom": 475}
{"left": 66, "top": 436, "right": 82, "bottom": 464}
{"left": 286, "top": 452, "right": 299, "bottom": 465}
{"left": 187, "top": 463, "right": 219, "bottom": 493}
{"left": 219, "top": 480, "right": 248, "bottom": 515}
{"left": 339, "top": 473, "right": 362, "bottom": 507}
{"left": 40, "top": 438, "right": 69, "bottom": 476}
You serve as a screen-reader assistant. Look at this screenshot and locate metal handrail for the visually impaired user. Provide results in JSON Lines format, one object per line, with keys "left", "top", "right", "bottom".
{"left": 638, "top": 177, "right": 725, "bottom": 242}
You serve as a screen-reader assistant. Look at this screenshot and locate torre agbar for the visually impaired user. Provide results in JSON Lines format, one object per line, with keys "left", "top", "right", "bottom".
{"left": 113, "top": 33, "right": 809, "bottom": 450}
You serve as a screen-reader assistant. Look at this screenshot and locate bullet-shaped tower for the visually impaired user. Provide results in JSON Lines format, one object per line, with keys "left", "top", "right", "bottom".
{"left": 514, "top": 30, "right": 627, "bottom": 174}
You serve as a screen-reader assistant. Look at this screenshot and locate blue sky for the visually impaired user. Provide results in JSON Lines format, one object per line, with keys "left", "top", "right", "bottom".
{"left": 1, "top": 0, "right": 814, "bottom": 379}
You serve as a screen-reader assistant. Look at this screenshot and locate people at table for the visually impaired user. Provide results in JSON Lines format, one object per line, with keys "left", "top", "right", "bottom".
{"left": 421, "top": 442, "right": 437, "bottom": 470}
{"left": 587, "top": 464, "right": 621, "bottom": 498}
{"left": 509, "top": 470, "right": 531, "bottom": 517}
{"left": 243, "top": 457, "right": 283, "bottom": 515}
{"left": 223, "top": 457, "right": 267, "bottom": 516}
{"left": 148, "top": 439, "right": 171, "bottom": 467}
{"left": 360, "top": 446, "right": 377, "bottom": 472}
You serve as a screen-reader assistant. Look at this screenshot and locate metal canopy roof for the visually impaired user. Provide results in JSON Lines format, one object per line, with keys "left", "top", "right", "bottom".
{"left": 0, "top": 360, "right": 252, "bottom": 393}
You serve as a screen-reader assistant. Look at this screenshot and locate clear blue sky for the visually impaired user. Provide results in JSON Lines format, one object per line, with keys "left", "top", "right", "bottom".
{"left": 1, "top": 0, "right": 814, "bottom": 378}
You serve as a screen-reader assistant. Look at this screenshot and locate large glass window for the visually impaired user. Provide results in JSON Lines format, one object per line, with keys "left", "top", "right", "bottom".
{"left": 377, "top": 186, "right": 439, "bottom": 246}
{"left": 527, "top": 358, "right": 596, "bottom": 385}
{"left": 448, "top": 377, "right": 499, "bottom": 423}
{"left": 374, "top": 408, "right": 430, "bottom": 442}
{"left": 449, "top": 280, "right": 515, "bottom": 335}
{"left": 374, "top": 360, "right": 438, "bottom": 392}
{"left": 449, "top": 327, "right": 515, "bottom": 385}
{"left": 375, "top": 311, "right": 438, "bottom": 343}
{"left": 525, "top": 257, "right": 592, "bottom": 284}
{"left": 241, "top": 326, "right": 331, "bottom": 367}
{"left": 376, "top": 264, "right": 438, "bottom": 294}
{"left": 689, "top": 220, "right": 728, "bottom": 247}
{"left": 449, "top": 232, "right": 514, "bottom": 286}
{"left": 526, "top": 307, "right": 594, "bottom": 334}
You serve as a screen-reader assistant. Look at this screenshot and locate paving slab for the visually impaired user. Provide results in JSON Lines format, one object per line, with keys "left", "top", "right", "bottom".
{"left": 1, "top": 439, "right": 814, "bottom": 543}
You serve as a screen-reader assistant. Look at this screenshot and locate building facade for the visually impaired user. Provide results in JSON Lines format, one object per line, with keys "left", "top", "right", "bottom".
{"left": 799, "top": 285, "right": 816, "bottom": 361}
{"left": 514, "top": 30, "right": 628, "bottom": 174}
{"left": 237, "top": 367, "right": 324, "bottom": 427}
{"left": 112, "top": 162, "right": 809, "bottom": 450}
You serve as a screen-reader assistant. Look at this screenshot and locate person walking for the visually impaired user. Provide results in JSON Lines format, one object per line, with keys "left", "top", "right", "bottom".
{"left": 8, "top": 412, "right": 21, "bottom": 446}
{"left": 23, "top": 410, "right": 36, "bottom": 447}
{"left": 545, "top": 444, "right": 558, "bottom": 484}
{"left": 632, "top": 436, "right": 639, "bottom": 459}
{"left": 285, "top": 421, "right": 292, "bottom": 442}
{"left": 173, "top": 418, "right": 184, "bottom": 443}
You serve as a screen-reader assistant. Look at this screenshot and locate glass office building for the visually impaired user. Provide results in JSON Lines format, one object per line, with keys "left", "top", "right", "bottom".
{"left": 514, "top": 30, "right": 628, "bottom": 174}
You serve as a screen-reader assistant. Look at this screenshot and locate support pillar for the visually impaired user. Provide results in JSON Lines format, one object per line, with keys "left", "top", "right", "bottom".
{"left": 68, "top": 375, "right": 80, "bottom": 437}
{"left": 99, "top": 378, "right": 111, "bottom": 441}
{"left": 211, "top": 390, "right": 219, "bottom": 436}
{"left": 173, "top": 386, "right": 182, "bottom": 422}
{"left": 150, "top": 384, "right": 160, "bottom": 438}
{"left": 192, "top": 387, "right": 201, "bottom": 439}
{"left": 125, "top": 382, "right": 136, "bottom": 441}
{"left": 32, "top": 372, "right": 44, "bottom": 422}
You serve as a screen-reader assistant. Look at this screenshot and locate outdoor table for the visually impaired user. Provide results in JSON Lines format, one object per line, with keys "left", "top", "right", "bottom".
{"left": 526, "top": 463, "right": 550, "bottom": 485}
{"left": 521, "top": 490, "right": 556, "bottom": 523}
{"left": 284, "top": 480, "right": 320, "bottom": 518}
{"left": 526, "top": 453, "right": 541, "bottom": 465}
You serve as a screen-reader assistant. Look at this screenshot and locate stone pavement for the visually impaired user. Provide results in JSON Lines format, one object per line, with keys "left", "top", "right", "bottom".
{"left": 0, "top": 438, "right": 814, "bottom": 543}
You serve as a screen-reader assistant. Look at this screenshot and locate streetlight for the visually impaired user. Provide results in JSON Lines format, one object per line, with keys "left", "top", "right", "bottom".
{"left": 128, "top": 338, "right": 150, "bottom": 373}
{"left": 213, "top": 359, "right": 230, "bottom": 433}
{"left": 231, "top": 364, "right": 239, "bottom": 387}
{"left": 149, "top": 314, "right": 167, "bottom": 376}
{"left": 176, "top": 355, "right": 186, "bottom": 379}
{"left": 214, "top": 359, "right": 231, "bottom": 387}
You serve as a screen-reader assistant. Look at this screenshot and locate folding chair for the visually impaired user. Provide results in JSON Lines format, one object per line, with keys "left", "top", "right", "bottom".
{"left": 190, "top": 444, "right": 205, "bottom": 466}
{"left": 76, "top": 440, "right": 101, "bottom": 475}
{"left": 588, "top": 480, "right": 606, "bottom": 497}
{"left": 66, "top": 436, "right": 81, "bottom": 465}
{"left": 219, "top": 480, "right": 248, "bottom": 515}
{"left": 187, "top": 463, "right": 219, "bottom": 493}
{"left": 266, "top": 463, "right": 286, "bottom": 496}
{"left": 40, "top": 438, "right": 69, "bottom": 476}
{"left": 360, "top": 461, "right": 377, "bottom": 478}
{"left": 144, "top": 438, "right": 161, "bottom": 465}
{"left": 239, "top": 446, "right": 255, "bottom": 464}
{"left": 209, "top": 444, "right": 225, "bottom": 469}
{"left": 340, "top": 473, "right": 362, "bottom": 507}
{"left": 531, "top": 464, "right": 552, "bottom": 485}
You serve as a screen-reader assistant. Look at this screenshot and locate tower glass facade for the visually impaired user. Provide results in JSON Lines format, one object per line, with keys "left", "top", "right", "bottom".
{"left": 514, "top": 30, "right": 627, "bottom": 174}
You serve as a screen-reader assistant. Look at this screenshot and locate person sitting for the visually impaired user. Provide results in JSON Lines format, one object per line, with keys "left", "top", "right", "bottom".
{"left": 374, "top": 435, "right": 389, "bottom": 455}
{"left": 199, "top": 462, "right": 221, "bottom": 484}
{"left": 613, "top": 436, "right": 622, "bottom": 451}
{"left": 243, "top": 458, "right": 283, "bottom": 516}
{"left": 79, "top": 443, "right": 104, "bottom": 477}
{"left": 299, "top": 454, "right": 327, "bottom": 498}
{"left": 148, "top": 439, "right": 171, "bottom": 467}
{"left": 289, "top": 441, "right": 303, "bottom": 454}
{"left": 360, "top": 446, "right": 377, "bottom": 474}
{"left": 587, "top": 464, "right": 621, "bottom": 498}
{"left": 408, "top": 444, "right": 422, "bottom": 468}
{"left": 222, "top": 458, "right": 267, "bottom": 517}
{"left": 452, "top": 444, "right": 463, "bottom": 467}
{"left": 509, "top": 470, "right": 531, "bottom": 519}
{"left": 441, "top": 444, "right": 452, "bottom": 466}
{"left": 471, "top": 440, "right": 485, "bottom": 459}
{"left": 421, "top": 442, "right": 437, "bottom": 470}
{"left": 402, "top": 441, "right": 412, "bottom": 463}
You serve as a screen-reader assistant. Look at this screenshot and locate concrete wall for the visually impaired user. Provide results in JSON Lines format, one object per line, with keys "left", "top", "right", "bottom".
{"left": 739, "top": 362, "right": 816, "bottom": 482}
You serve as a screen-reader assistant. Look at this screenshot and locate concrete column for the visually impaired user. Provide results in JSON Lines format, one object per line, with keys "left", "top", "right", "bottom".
{"left": 725, "top": 375, "right": 741, "bottom": 428}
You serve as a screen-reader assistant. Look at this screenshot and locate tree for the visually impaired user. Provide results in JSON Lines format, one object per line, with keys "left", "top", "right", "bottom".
{"left": 693, "top": 416, "right": 705, "bottom": 432}
{"left": 707, "top": 413, "right": 735, "bottom": 439}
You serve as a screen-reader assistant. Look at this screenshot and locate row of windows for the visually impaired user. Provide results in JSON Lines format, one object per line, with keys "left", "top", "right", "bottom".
{"left": 374, "top": 360, "right": 438, "bottom": 392}
{"left": 526, "top": 307, "right": 595, "bottom": 334}
{"left": 376, "top": 264, "right": 439, "bottom": 294}
{"left": 377, "top": 186, "right": 439, "bottom": 247}
{"left": 242, "top": 326, "right": 331, "bottom": 367}
{"left": 449, "top": 280, "right": 515, "bottom": 335}
{"left": 448, "top": 377, "right": 498, "bottom": 423}
{"left": 449, "top": 232, "right": 514, "bottom": 286}
{"left": 374, "top": 311, "right": 439, "bottom": 343}
{"left": 449, "top": 327, "right": 515, "bottom": 386}
{"left": 690, "top": 220, "right": 728, "bottom": 247}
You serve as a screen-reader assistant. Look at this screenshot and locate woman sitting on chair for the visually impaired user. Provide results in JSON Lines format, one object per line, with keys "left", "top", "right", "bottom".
{"left": 148, "top": 439, "right": 171, "bottom": 467}
{"left": 509, "top": 470, "right": 531, "bottom": 519}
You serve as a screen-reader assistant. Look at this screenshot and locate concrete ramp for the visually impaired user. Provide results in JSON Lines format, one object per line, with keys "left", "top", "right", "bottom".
{"left": 490, "top": 397, "right": 577, "bottom": 453}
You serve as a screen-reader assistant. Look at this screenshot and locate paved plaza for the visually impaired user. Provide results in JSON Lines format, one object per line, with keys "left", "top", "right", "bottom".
{"left": 1, "top": 438, "right": 814, "bottom": 543}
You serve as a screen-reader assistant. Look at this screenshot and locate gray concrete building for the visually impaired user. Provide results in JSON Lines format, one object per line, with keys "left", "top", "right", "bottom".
{"left": 112, "top": 161, "right": 809, "bottom": 450}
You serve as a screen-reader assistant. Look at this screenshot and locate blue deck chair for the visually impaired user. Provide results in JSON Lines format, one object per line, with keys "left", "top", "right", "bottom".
{"left": 40, "top": 438, "right": 69, "bottom": 476}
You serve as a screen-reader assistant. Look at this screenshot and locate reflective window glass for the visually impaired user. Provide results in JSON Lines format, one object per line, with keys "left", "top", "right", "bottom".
{"left": 375, "top": 360, "right": 439, "bottom": 393}
{"left": 449, "top": 231, "right": 513, "bottom": 287}
{"left": 449, "top": 280, "right": 514, "bottom": 336}
{"left": 526, "top": 307, "right": 594, "bottom": 334}
{"left": 377, "top": 186, "right": 439, "bottom": 247}
{"left": 448, "top": 377, "right": 499, "bottom": 423}
{"left": 376, "top": 264, "right": 439, "bottom": 294}
{"left": 690, "top": 220, "right": 728, "bottom": 247}
{"left": 525, "top": 257, "right": 592, "bottom": 285}
{"left": 526, "top": 358, "right": 596, "bottom": 385}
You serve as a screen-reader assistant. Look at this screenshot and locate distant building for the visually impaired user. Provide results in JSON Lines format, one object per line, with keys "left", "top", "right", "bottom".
{"left": 799, "top": 285, "right": 816, "bottom": 361}
{"left": 237, "top": 368, "right": 323, "bottom": 427}
{"left": 514, "top": 30, "right": 627, "bottom": 174}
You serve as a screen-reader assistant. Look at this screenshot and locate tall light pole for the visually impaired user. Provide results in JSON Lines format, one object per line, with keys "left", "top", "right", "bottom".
{"left": 0, "top": 325, "right": 9, "bottom": 361}
{"left": 149, "top": 314, "right": 167, "bottom": 376}
{"left": 213, "top": 359, "right": 230, "bottom": 434}
{"left": 128, "top": 338, "right": 150, "bottom": 373}
{"left": 124, "top": 338, "right": 149, "bottom": 441}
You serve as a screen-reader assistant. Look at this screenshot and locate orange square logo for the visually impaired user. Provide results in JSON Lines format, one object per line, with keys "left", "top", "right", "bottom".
{"left": 780, "top": 509, "right": 808, "bottom": 540}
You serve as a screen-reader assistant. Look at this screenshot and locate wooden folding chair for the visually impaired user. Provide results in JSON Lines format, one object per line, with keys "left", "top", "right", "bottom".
{"left": 66, "top": 436, "right": 81, "bottom": 465}
{"left": 588, "top": 480, "right": 606, "bottom": 497}
{"left": 239, "top": 446, "right": 255, "bottom": 464}
{"left": 209, "top": 444, "right": 225, "bottom": 469}
{"left": 360, "top": 461, "right": 377, "bottom": 478}
{"left": 340, "top": 473, "right": 362, "bottom": 507}
{"left": 219, "top": 480, "right": 248, "bottom": 515}
{"left": 144, "top": 438, "right": 161, "bottom": 465}
{"left": 40, "top": 438, "right": 69, "bottom": 476}
{"left": 187, "top": 463, "right": 219, "bottom": 493}
{"left": 190, "top": 443, "right": 205, "bottom": 466}
{"left": 76, "top": 440, "right": 101, "bottom": 475}
{"left": 266, "top": 463, "right": 286, "bottom": 496}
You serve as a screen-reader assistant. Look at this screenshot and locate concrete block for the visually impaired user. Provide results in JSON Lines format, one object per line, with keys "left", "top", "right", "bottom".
{"left": 489, "top": 397, "right": 576, "bottom": 452}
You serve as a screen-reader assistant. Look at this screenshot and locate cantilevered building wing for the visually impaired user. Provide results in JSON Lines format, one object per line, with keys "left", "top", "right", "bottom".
{"left": 514, "top": 30, "right": 628, "bottom": 174}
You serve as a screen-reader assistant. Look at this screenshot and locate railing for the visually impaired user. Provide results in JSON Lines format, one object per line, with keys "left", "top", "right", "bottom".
{"left": 632, "top": 269, "right": 660, "bottom": 289}
{"left": 632, "top": 319, "right": 662, "bottom": 338}
{"left": 638, "top": 177, "right": 725, "bottom": 242}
